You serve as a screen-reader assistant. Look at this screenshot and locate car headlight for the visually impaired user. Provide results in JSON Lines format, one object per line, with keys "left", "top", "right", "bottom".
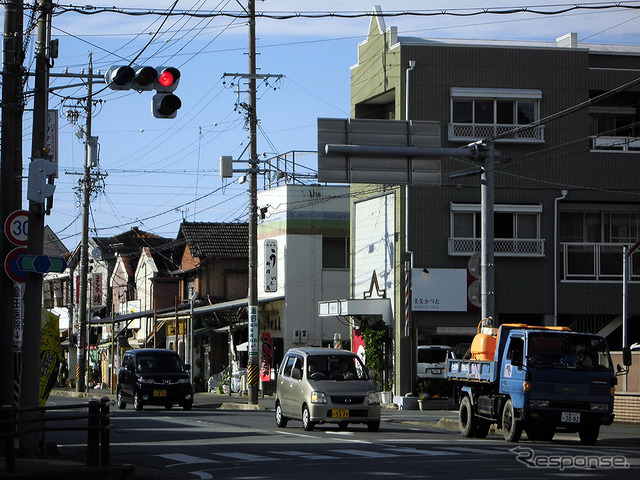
{"left": 368, "top": 391, "right": 381, "bottom": 405}
{"left": 138, "top": 377, "right": 154, "bottom": 384}
{"left": 310, "top": 391, "right": 327, "bottom": 404}
{"left": 590, "top": 403, "right": 609, "bottom": 411}
{"left": 529, "top": 399, "right": 549, "bottom": 408}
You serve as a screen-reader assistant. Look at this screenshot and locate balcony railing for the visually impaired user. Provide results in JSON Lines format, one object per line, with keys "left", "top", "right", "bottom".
{"left": 561, "top": 242, "right": 640, "bottom": 282}
{"left": 449, "top": 237, "right": 545, "bottom": 257}
{"left": 449, "top": 123, "right": 545, "bottom": 143}
{"left": 590, "top": 136, "right": 640, "bottom": 152}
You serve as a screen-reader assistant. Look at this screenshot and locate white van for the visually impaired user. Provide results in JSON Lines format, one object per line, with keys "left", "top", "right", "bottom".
{"left": 416, "top": 345, "right": 454, "bottom": 379}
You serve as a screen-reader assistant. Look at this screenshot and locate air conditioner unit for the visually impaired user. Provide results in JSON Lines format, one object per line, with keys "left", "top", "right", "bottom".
{"left": 300, "top": 329, "right": 307, "bottom": 343}
{"left": 293, "top": 329, "right": 300, "bottom": 343}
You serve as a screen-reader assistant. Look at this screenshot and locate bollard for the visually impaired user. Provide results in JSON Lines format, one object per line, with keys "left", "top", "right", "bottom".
{"left": 1, "top": 405, "right": 16, "bottom": 473}
{"left": 87, "top": 399, "right": 99, "bottom": 466}
{"left": 99, "top": 397, "right": 110, "bottom": 466}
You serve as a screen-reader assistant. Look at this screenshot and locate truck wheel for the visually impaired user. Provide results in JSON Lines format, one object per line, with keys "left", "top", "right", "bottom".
{"left": 459, "top": 396, "right": 477, "bottom": 438}
{"left": 578, "top": 425, "right": 599, "bottom": 445}
{"left": 501, "top": 399, "right": 522, "bottom": 442}
{"left": 475, "top": 419, "right": 491, "bottom": 438}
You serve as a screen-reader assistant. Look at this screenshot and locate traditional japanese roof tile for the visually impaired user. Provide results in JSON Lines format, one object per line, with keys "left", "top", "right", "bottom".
{"left": 177, "top": 222, "right": 248, "bottom": 259}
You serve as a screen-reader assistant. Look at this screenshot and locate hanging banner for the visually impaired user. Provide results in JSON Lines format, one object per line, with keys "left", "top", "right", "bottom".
{"left": 40, "top": 309, "right": 64, "bottom": 406}
{"left": 260, "top": 332, "right": 273, "bottom": 382}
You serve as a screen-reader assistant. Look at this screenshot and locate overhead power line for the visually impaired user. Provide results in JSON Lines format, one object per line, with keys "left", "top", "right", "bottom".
{"left": 50, "top": 2, "right": 640, "bottom": 19}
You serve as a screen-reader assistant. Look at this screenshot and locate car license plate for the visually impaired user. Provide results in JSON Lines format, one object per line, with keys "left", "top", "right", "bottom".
{"left": 561, "top": 412, "right": 580, "bottom": 423}
{"left": 431, "top": 368, "right": 443, "bottom": 375}
{"left": 332, "top": 409, "right": 349, "bottom": 418}
{"left": 153, "top": 389, "right": 167, "bottom": 397}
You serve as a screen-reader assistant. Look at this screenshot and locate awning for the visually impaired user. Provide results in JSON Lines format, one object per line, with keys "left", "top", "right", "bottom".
{"left": 91, "top": 296, "right": 285, "bottom": 325}
{"left": 318, "top": 298, "right": 393, "bottom": 326}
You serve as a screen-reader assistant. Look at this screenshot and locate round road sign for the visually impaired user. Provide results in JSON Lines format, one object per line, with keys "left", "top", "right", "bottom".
{"left": 4, "top": 210, "right": 29, "bottom": 246}
{"left": 4, "top": 247, "right": 28, "bottom": 283}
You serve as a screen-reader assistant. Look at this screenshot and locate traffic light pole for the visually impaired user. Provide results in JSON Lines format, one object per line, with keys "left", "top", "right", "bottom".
{"left": 21, "top": 0, "right": 52, "bottom": 457}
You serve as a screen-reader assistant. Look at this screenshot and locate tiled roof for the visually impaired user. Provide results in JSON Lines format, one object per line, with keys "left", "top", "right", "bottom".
{"left": 179, "top": 222, "right": 248, "bottom": 258}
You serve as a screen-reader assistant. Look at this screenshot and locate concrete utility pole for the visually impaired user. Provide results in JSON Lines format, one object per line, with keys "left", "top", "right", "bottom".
{"left": 247, "top": 0, "right": 259, "bottom": 405}
{"left": 77, "top": 54, "right": 95, "bottom": 392}
{"left": 21, "top": 0, "right": 52, "bottom": 457}
{"left": 1, "top": 0, "right": 24, "bottom": 408}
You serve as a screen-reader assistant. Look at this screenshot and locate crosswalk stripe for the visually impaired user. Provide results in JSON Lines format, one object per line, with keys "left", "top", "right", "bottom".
{"left": 271, "top": 450, "right": 338, "bottom": 460}
{"left": 154, "top": 453, "right": 218, "bottom": 466}
{"left": 439, "top": 446, "right": 506, "bottom": 455}
{"left": 213, "top": 452, "right": 277, "bottom": 462}
{"left": 385, "top": 447, "right": 456, "bottom": 456}
{"left": 332, "top": 448, "right": 399, "bottom": 458}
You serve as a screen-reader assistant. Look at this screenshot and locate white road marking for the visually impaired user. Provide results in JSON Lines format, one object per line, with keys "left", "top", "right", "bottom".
{"left": 154, "top": 453, "right": 219, "bottom": 467}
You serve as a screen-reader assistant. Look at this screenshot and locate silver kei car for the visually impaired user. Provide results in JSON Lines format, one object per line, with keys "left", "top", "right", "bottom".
{"left": 275, "top": 347, "right": 381, "bottom": 432}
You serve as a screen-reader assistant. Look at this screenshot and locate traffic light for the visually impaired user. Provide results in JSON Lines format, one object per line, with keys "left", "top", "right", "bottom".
{"left": 152, "top": 67, "right": 182, "bottom": 119}
{"left": 27, "top": 158, "right": 57, "bottom": 204}
{"left": 105, "top": 65, "right": 182, "bottom": 118}
{"left": 105, "top": 65, "right": 135, "bottom": 90}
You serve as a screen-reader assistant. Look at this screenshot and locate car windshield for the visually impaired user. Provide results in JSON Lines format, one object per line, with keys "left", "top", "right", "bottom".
{"left": 136, "top": 354, "right": 185, "bottom": 374}
{"left": 527, "top": 333, "right": 613, "bottom": 371}
{"left": 418, "top": 349, "right": 448, "bottom": 363}
{"left": 306, "top": 354, "right": 369, "bottom": 381}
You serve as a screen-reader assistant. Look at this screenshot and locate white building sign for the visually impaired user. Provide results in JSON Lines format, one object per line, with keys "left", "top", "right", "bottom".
{"left": 412, "top": 268, "right": 467, "bottom": 311}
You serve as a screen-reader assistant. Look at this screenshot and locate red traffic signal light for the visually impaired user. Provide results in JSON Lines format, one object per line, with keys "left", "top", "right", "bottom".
{"left": 154, "top": 67, "right": 180, "bottom": 92}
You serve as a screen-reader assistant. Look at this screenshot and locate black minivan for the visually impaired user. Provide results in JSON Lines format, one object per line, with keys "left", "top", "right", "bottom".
{"left": 117, "top": 349, "right": 194, "bottom": 411}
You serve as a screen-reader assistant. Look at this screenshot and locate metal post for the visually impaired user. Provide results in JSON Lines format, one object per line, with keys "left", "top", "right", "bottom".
{"left": 247, "top": 0, "right": 260, "bottom": 405}
{"left": 77, "top": 54, "right": 94, "bottom": 393}
{"left": 480, "top": 144, "right": 495, "bottom": 321}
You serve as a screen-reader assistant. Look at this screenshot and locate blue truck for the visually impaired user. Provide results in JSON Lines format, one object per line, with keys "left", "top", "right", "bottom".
{"left": 446, "top": 323, "right": 619, "bottom": 445}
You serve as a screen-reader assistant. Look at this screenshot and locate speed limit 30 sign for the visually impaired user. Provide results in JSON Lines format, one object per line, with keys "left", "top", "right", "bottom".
{"left": 4, "top": 210, "right": 28, "bottom": 246}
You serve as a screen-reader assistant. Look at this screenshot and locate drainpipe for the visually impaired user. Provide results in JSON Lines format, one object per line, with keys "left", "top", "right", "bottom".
{"left": 554, "top": 190, "right": 568, "bottom": 326}
{"left": 405, "top": 60, "right": 416, "bottom": 395}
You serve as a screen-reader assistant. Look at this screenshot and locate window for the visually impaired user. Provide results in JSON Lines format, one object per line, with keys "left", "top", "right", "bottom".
{"left": 589, "top": 92, "right": 640, "bottom": 152}
{"left": 322, "top": 236, "right": 349, "bottom": 269}
{"left": 449, "top": 88, "right": 543, "bottom": 143}
{"left": 560, "top": 208, "right": 640, "bottom": 282}
{"left": 449, "top": 203, "right": 544, "bottom": 256}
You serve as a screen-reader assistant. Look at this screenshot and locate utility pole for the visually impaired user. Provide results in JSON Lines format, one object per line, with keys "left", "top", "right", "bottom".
{"left": 21, "top": 0, "right": 52, "bottom": 457}
{"left": 247, "top": 0, "right": 259, "bottom": 405}
{"left": 76, "top": 54, "right": 94, "bottom": 392}
{"left": 1, "top": 0, "right": 24, "bottom": 409}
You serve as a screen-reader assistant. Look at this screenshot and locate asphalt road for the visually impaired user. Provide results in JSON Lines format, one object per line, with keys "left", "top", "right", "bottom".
{"left": 42, "top": 394, "right": 640, "bottom": 480}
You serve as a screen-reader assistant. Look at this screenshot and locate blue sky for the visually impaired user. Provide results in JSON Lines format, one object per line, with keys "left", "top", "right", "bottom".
{"left": 8, "top": 1, "right": 640, "bottom": 248}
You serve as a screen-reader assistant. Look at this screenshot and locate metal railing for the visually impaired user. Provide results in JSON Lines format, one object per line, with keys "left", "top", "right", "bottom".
{"left": 448, "top": 237, "right": 545, "bottom": 256}
{"left": 1, "top": 397, "right": 113, "bottom": 473}
{"left": 449, "top": 123, "right": 545, "bottom": 143}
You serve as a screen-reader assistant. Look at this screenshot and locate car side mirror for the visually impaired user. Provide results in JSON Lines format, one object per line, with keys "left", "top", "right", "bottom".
{"left": 291, "top": 368, "right": 302, "bottom": 380}
{"left": 623, "top": 347, "right": 632, "bottom": 367}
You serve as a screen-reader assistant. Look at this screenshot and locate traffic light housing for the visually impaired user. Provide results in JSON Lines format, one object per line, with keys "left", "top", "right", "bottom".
{"left": 152, "top": 94, "right": 182, "bottom": 119}
{"left": 105, "top": 64, "right": 182, "bottom": 118}
{"left": 27, "top": 158, "right": 57, "bottom": 204}
{"left": 105, "top": 65, "right": 135, "bottom": 90}
{"left": 152, "top": 67, "right": 182, "bottom": 118}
